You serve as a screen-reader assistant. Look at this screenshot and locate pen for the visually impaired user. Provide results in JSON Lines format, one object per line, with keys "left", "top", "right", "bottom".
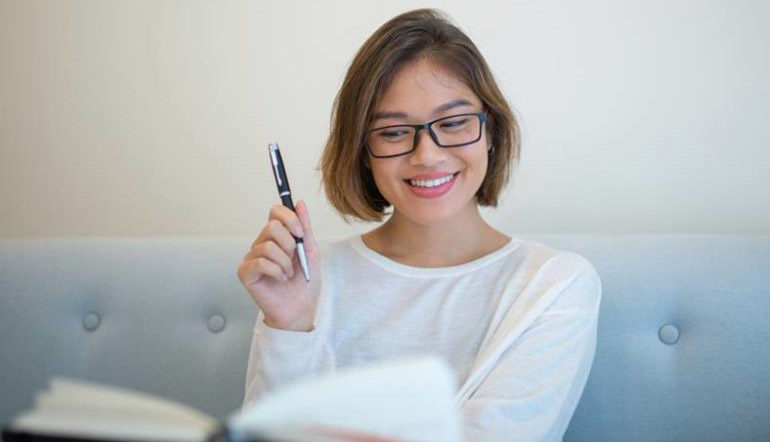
{"left": 268, "top": 143, "right": 310, "bottom": 282}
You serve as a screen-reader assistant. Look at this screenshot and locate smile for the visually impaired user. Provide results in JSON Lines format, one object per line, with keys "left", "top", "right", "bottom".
{"left": 403, "top": 172, "right": 460, "bottom": 199}
{"left": 407, "top": 173, "right": 458, "bottom": 188}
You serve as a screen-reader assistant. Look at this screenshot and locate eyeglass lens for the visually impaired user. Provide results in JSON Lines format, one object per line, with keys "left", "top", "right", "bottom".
{"left": 367, "top": 113, "right": 483, "bottom": 158}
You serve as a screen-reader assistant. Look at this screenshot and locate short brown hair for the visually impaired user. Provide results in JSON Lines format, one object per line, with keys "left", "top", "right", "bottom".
{"left": 320, "top": 8, "right": 520, "bottom": 222}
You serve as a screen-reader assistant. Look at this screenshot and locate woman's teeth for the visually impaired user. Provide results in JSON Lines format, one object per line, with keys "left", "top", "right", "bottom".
{"left": 408, "top": 174, "right": 455, "bottom": 188}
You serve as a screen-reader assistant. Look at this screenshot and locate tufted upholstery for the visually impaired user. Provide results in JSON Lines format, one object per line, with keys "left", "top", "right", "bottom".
{"left": 1, "top": 236, "right": 769, "bottom": 441}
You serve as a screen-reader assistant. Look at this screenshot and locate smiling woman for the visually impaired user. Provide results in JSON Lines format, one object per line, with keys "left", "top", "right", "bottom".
{"left": 320, "top": 10, "right": 519, "bottom": 222}
{"left": 362, "top": 59, "right": 495, "bottom": 239}
{"left": 238, "top": 8, "right": 601, "bottom": 441}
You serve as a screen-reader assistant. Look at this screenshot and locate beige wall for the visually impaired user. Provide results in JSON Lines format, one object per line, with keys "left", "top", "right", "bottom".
{"left": 2, "top": 0, "right": 769, "bottom": 238}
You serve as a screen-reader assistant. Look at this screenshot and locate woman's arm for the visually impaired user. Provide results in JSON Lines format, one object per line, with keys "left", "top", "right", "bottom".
{"left": 242, "top": 308, "right": 336, "bottom": 408}
{"left": 461, "top": 258, "right": 602, "bottom": 442}
{"left": 238, "top": 201, "right": 333, "bottom": 407}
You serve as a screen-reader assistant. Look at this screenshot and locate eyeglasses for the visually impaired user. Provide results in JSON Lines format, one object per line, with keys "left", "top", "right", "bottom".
{"left": 366, "top": 111, "right": 487, "bottom": 158}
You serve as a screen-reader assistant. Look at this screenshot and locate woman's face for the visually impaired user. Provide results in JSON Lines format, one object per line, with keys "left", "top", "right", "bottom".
{"left": 367, "top": 58, "right": 489, "bottom": 227}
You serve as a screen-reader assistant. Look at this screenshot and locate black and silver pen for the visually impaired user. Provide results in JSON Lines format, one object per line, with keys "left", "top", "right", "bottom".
{"left": 268, "top": 143, "right": 310, "bottom": 282}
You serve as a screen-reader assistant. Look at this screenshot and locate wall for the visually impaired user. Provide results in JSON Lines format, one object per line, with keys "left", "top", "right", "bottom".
{"left": 1, "top": 0, "right": 768, "bottom": 239}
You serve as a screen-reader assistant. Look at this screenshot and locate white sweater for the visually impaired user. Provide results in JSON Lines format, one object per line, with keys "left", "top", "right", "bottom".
{"left": 244, "top": 235, "right": 602, "bottom": 441}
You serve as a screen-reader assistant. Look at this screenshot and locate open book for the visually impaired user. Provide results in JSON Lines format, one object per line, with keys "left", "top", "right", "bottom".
{"left": 2, "top": 357, "right": 461, "bottom": 442}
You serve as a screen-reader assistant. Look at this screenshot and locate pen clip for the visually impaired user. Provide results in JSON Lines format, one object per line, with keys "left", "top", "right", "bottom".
{"left": 268, "top": 143, "right": 283, "bottom": 187}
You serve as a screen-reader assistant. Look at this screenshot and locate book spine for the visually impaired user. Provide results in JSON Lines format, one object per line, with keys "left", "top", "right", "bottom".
{"left": 2, "top": 428, "right": 128, "bottom": 442}
{"left": 206, "top": 426, "right": 279, "bottom": 442}
{"left": 206, "top": 425, "right": 231, "bottom": 442}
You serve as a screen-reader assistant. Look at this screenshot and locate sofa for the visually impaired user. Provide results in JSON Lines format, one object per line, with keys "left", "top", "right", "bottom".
{"left": 1, "top": 235, "right": 769, "bottom": 441}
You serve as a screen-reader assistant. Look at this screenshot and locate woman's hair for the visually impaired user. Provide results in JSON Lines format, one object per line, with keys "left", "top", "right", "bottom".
{"left": 320, "top": 8, "right": 520, "bottom": 222}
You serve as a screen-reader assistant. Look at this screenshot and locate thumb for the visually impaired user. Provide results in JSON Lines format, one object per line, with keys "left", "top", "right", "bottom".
{"left": 295, "top": 200, "right": 319, "bottom": 254}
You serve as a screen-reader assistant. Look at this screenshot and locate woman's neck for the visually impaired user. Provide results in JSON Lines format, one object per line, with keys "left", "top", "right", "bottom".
{"left": 361, "top": 207, "right": 509, "bottom": 268}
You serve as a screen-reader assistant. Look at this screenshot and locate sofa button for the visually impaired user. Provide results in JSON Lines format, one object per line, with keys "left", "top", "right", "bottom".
{"left": 207, "top": 314, "right": 226, "bottom": 333}
{"left": 658, "top": 324, "right": 680, "bottom": 345}
{"left": 83, "top": 312, "right": 101, "bottom": 332}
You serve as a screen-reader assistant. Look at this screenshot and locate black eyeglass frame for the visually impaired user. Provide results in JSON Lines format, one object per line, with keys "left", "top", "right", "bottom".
{"left": 365, "top": 111, "right": 488, "bottom": 159}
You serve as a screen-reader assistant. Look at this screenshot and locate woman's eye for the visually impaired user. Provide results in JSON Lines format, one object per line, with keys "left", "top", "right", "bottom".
{"left": 439, "top": 118, "right": 469, "bottom": 130}
{"left": 378, "top": 129, "right": 410, "bottom": 140}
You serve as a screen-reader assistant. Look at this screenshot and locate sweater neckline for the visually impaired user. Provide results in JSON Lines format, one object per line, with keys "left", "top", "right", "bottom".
{"left": 348, "top": 234, "right": 520, "bottom": 277}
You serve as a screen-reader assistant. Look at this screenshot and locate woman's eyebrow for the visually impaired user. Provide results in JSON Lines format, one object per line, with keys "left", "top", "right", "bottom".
{"left": 431, "top": 98, "right": 473, "bottom": 116}
{"left": 372, "top": 110, "right": 408, "bottom": 121}
{"left": 372, "top": 98, "right": 474, "bottom": 122}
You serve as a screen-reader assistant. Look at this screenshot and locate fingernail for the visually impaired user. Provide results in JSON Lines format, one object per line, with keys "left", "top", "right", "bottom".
{"left": 292, "top": 222, "right": 303, "bottom": 237}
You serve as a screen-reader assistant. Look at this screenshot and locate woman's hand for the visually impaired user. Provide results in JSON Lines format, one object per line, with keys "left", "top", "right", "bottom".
{"left": 237, "top": 200, "right": 322, "bottom": 332}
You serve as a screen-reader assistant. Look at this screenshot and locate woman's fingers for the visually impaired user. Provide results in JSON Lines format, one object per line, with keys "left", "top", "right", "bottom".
{"left": 262, "top": 240, "right": 295, "bottom": 278}
{"left": 266, "top": 219, "right": 297, "bottom": 255}
{"left": 238, "top": 255, "right": 288, "bottom": 285}
{"left": 241, "top": 202, "right": 316, "bottom": 286}
{"left": 245, "top": 239, "right": 294, "bottom": 275}
{"left": 294, "top": 200, "right": 318, "bottom": 254}
{"left": 269, "top": 204, "right": 304, "bottom": 238}
{"left": 252, "top": 206, "right": 298, "bottom": 250}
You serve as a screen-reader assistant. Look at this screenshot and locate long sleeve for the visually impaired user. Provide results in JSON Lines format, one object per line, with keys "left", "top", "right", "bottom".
{"left": 242, "top": 308, "right": 335, "bottom": 409}
{"left": 459, "top": 257, "right": 602, "bottom": 441}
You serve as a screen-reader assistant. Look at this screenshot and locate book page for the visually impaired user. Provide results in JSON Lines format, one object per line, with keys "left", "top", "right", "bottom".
{"left": 230, "top": 356, "right": 461, "bottom": 442}
{"left": 42, "top": 378, "right": 217, "bottom": 427}
{"left": 10, "top": 378, "right": 218, "bottom": 442}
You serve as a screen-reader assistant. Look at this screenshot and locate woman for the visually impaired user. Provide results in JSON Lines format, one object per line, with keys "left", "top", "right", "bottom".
{"left": 238, "top": 9, "right": 601, "bottom": 441}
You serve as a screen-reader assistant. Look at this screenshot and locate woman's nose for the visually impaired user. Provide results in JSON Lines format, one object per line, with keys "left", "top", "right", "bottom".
{"left": 408, "top": 130, "right": 447, "bottom": 166}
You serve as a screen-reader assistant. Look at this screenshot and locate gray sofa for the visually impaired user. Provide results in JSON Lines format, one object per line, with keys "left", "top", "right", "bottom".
{"left": 1, "top": 236, "right": 769, "bottom": 441}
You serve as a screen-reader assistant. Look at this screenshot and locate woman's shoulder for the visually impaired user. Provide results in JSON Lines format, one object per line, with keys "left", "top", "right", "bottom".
{"left": 510, "top": 239, "right": 602, "bottom": 309}
{"left": 512, "top": 237, "right": 598, "bottom": 275}
{"left": 507, "top": 237, "right": 602, "bottom": 305}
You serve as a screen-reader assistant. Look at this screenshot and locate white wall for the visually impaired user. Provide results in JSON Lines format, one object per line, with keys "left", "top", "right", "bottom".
{"left": 1, "top": 0, "right": 768, "bottom": 238}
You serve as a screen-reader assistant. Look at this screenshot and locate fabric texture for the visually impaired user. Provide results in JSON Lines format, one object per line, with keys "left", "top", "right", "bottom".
{"left": 243, "top": 235, "right": 601, "bottom": 441}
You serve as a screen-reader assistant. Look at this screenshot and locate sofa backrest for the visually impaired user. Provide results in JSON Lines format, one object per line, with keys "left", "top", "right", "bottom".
{"left": 1, "top": 236, "right": 769, "bottom": 441}
{"left": 0, "top": 238, "right": 255, "bottom": 422}
{"left": 535, "top": 235, "right": 770, "bottom": 441}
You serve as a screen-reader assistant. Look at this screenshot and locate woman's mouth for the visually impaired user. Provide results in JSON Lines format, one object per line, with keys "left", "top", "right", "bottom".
{"left": 404, "top": 172, "right": 459, "bottom": 198}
